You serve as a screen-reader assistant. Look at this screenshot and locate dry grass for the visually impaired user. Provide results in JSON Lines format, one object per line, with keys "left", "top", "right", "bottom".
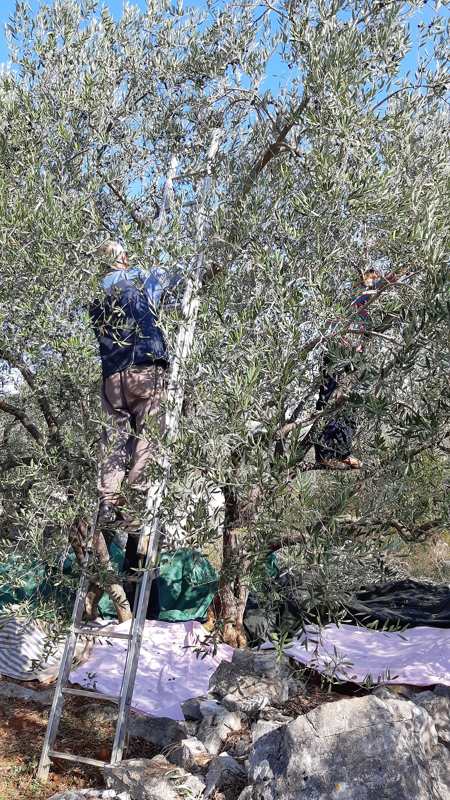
{"left": 398, "top": 533, "right": 450, "bottom": 583}
{"left": 0, "top": 691, "right": 156, "bottom": 800}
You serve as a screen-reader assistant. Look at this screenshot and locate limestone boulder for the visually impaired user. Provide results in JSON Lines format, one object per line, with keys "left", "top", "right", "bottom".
{"left": 128, "top": 714, "right": 187, "bottom": 750}
{"left": 195, "top": 699, "right": 242, "bottom": 755}
{"left": 204, "top": 752, "right": 247, "bottom": 799}
{"left": 245, "top": 695, "right": 450, "bottom": 799}
{"left": 103, "top": 756, "right": 204, "bottom": 800}
{"left": 413, "top": 689, "right": 450, "bottom": 746}
{"left": 168, "top": 736, "right": 210, "bottom": 771}
{"left": 209, "top": 653, "right": 291, "bottom": 718}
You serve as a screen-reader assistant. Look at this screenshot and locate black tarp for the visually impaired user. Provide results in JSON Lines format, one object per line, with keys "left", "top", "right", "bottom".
{"left": 346, "top": 579, "right": 450, "bottom": 628}
{"left": 243, "top": 578, "right": 450, "bottom": 644}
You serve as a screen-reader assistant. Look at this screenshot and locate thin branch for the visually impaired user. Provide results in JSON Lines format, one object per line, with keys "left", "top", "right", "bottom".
{"left": 269, "top": 514, "right": 443, "bottom": 552}
{"left": 0, "top": 453, "right": 35, "bottom": 472}
{"left": 0, "top": 346, "right": 60, "bottom": 439}
{"left": 371, "top": 83, "right": 433, "bottom": 113}
{"left": 276, "top": 391, "right": 348, "bottom": 441}
{"left": 241, "top": 92, "right": 309, "bottom": 198}
{"left": 104, "top": 177, "right": 159, "bottom": 229}
{"left": 405, "top": 429, "right": 450, "bottom": 461}
{"left": 0, "top": 398, "right": 43, "bottom": 444}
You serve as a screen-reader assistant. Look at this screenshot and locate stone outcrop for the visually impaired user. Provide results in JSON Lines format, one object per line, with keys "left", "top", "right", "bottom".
{"left": 47, "top": 667, "right": 450, "bottom": 800}
{"left": 204, "top": 752, "right": 247, "bottom": 798}
{"left": 208, "top": 650, "right": 292, "bottom": 718}
{"left": 103, "top": 756, "right": 205, "bottom": 800}
{"left": 245, "top": 694, "right": 450, "bottom": 799}
{"left": 413, "top": 688, "right": 450, "bottom": 746}
{"left": 168, "top": 736, "right": 210, "bottom": 771}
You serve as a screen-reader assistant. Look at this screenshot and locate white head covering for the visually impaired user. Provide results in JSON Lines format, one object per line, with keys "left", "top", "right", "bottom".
{"left": 98, "top": 240, "right": 126, "bottom": 263}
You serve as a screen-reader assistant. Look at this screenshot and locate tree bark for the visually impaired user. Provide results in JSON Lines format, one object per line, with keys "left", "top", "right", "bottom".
{"left": 69, "top": 518, "right": 132, "bottom": 623}
{"left": 215, "top": 486, "right": 251, "bottom": 647}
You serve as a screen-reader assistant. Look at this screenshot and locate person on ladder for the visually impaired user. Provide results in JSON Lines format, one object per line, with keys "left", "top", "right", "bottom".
{"left": 90, "top": 240, "right": 179, "bottom": 531}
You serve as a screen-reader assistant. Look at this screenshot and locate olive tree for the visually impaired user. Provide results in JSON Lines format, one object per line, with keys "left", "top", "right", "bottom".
{"left": 0, "top": 0, "right": 448, "bottom": 643}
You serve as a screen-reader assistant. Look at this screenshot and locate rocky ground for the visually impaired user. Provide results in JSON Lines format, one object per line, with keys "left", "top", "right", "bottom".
{"left": 1, "top": 648, "right": 449, "bottom": 800}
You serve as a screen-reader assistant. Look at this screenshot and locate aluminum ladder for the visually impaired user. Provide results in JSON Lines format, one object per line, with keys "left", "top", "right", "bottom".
{"left": 37, "top": 129, "right": 222, "bottom": 782}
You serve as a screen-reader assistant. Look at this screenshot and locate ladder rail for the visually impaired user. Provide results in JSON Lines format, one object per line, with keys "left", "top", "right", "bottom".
{"left": 37, "top": 508, "right": 100, "bottom": 780}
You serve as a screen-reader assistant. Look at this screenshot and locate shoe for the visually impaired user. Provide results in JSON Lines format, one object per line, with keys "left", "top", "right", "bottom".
{"left": 98, "top": 502, "right": 142, "bottom": 531}
{"left": 97, "top": 502, "right": 120, "bottom": 528}
{"left": 342, "top": 456, "right": 362, "bottom": 469}
{"left": 319, "top": 456, "right": 362, "bottom": 470}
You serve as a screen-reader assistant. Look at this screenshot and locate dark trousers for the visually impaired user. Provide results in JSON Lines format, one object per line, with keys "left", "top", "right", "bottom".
{"left": 314, "top": 371, "right": 355, "bottom": 461}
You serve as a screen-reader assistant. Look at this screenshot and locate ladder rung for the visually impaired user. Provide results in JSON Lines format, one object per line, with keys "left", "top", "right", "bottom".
{"left": 74, "top": 627, "right": 131, "bottom": 640}
{"left": 62, "top": 687, "right": 119, "bottom": 703}
{"left": 49, "top": 750, "right": 108, "bottom": 768}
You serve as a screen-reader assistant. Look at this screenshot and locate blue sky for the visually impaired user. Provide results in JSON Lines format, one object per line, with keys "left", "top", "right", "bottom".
{"left": 0, "top": 0, "right": 445, "bottom": 87}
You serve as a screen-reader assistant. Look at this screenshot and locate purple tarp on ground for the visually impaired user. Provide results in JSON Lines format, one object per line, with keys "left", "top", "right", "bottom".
{"left": 69, "top": 621, "right": 450, "bottom": 722}
{"left": 70, "top": 619, "right": 233, "bottom": 720}
{"left": 281, "top": 623, "right": 450, "bottom": 686}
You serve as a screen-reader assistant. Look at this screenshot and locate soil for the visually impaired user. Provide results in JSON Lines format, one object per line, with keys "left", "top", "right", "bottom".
{"left": 0, "top": 688, "right": 156, "bottom": 800}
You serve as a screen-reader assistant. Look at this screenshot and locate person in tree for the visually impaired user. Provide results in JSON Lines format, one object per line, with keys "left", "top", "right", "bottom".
{"left": 314, "top": 266, "right": 406, "bottom": 469}
{"left": 90, "top": 240, "right": 179, "bottom": 529}
{"left": 353, "top": 266, "right": 405, "bottom": 346}
{"left": 313, "top": 365, "right": 361, "bottom": 470}
{"left": 313, "top": 268, "right": 388, "bottom": 469}
{"left": 352, "top": 267, "right": 385, "bottom": 348}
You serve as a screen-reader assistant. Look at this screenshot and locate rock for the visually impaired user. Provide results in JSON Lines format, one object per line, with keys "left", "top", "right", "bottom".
{"left": 181, "top": 696, "right": 208, "bottom": 721}
{"left": 434, "top": 685, "right": 450, "bottom": 699}
{"left": 258, "top": 705, "right": 293, "bottom": 724}
{"left": 204, "top": 752, "right": 247, "bottom": 799}
{"left": 371, "top": 683, "right": 414, "bottom": 700}
{"left": 225, "top": 730, "right": 253, "bottom": 759}
{"left": 168, "top": 736, "right": 210, "bottom": 770}
{"left": 196, "top": 699, "right": 242, "bottom": 755}
{"left": 413, "top": 690, "right": 450, "bottom": 746}
{"left": 413, "top": 689, "right": 436, "bottom": 703}
{"left": 185, "top": 719, "right": 200, "bottom": 737}
{"left": 246, "top": 695, "right": 450, "bottom": 799}
{"left": 0, "top": 680, "right": 54, "bottom": 706}
{"left": 371, "top": 685, "right": 407, "bottom": 702}
{"left": 182, "top": 697, "right": 241, "bottom": 724}
{"left": 231, "top": 649, "right": 289, "bottom": 678}
{"left": 196, "top": 723, "right": 224, "bottom": 756}
{"left": 209, "top": 658, "right": 289, "bottom": 718}
{"left": 128, "top": 714, "right": 187, "bottom": 750}
{"left": 251, "top": 719, "right": 285, "bottom": 744}
{"left": 103, "top": 756, "right": 204, "bottom": 800}
{"left": 237, "top": 790, "right": 253, "bottom": 800}
{"left": 223, "top": 691, "right": 270, "bottom": 717}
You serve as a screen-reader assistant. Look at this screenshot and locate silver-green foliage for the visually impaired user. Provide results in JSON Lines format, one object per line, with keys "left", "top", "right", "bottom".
{"left": 0, "top": 0, "right": 448, "bottom": 626}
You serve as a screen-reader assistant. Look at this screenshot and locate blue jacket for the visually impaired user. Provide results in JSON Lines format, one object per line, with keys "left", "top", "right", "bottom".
{"left": 90, "top": 267, "right": 177, "bottom": 379}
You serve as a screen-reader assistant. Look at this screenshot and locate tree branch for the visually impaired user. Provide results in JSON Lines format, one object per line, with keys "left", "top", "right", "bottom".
{"left": 0, "top": 398, "right": 43, "bottom": 444}
{"left": 0, "top": 346, "right": 61, "bottom": 440}
{"left": 269, "top": 514, "right": 444, "bottom": 552}
{"left": 104, "top": 177, "right": 159, "bottom": 229}
{"left": 241, "top": 92, "right": 309, "bottom": 198}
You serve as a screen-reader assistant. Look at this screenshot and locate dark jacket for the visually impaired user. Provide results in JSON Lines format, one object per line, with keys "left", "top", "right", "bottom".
{"left": 90, "top": 277, "right": 169, "bottom": 379}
